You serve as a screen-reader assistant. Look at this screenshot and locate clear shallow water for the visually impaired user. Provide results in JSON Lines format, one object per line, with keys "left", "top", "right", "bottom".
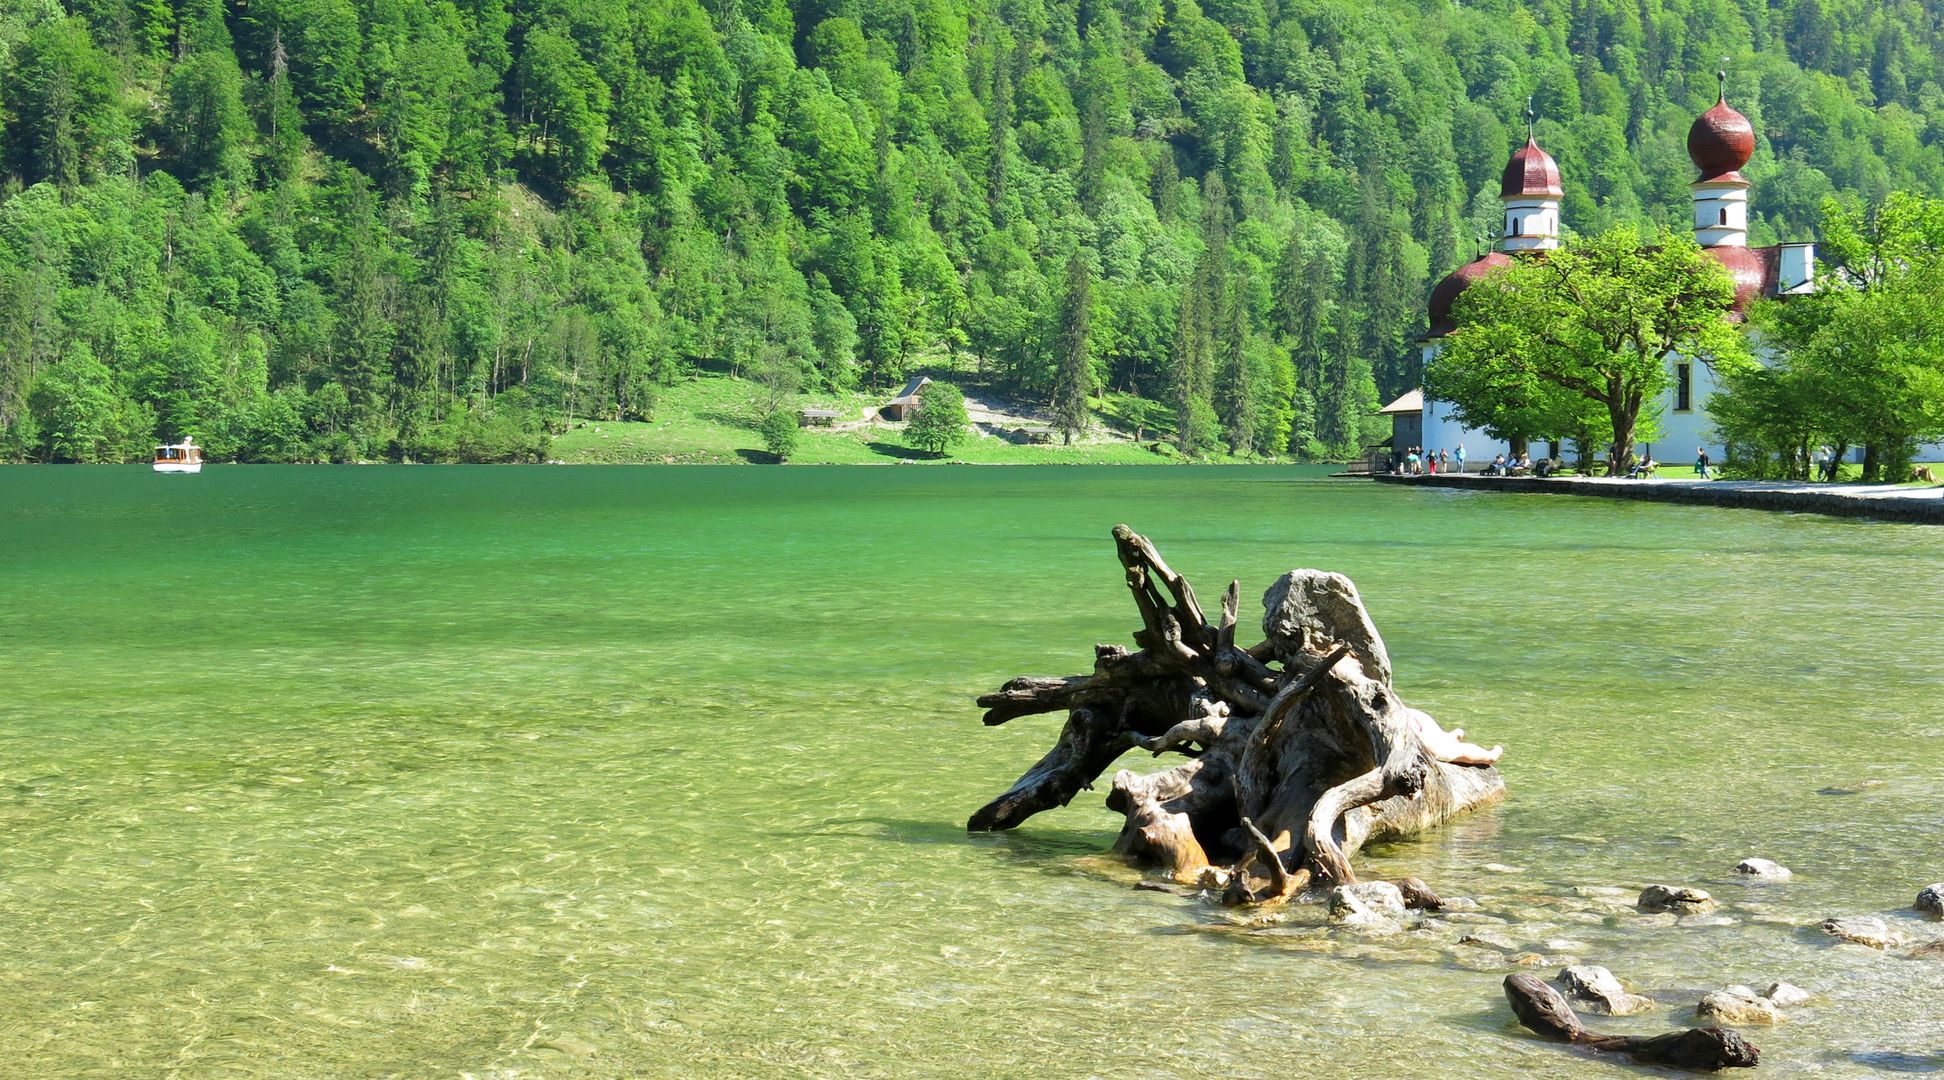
{"left": 1, "top": 465, "right": 1940, "bottom": 1078}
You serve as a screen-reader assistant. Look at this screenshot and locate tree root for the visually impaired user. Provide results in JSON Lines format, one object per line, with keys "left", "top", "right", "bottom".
{"left": 970, "top": 526, "right": 1506, "bottom": 905}
{"left": 1504, "top": 974, "right": 1760, "bottom": 1070}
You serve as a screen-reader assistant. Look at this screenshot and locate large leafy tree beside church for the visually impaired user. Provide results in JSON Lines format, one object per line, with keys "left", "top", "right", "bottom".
{"left": 1427, "top": 229, "right": 1749, "bottom": 475}
{"left": 1720, "top": 193, "right": 1944, "bottom": 481}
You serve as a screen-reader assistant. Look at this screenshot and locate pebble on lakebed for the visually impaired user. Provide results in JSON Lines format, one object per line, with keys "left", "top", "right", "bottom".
{"left": 1916, "top": 882, "right": 1944, "bottom": 918}
{"left": 1734, "top": 858, "right": 1792, "bottom": 882}
{"left": 1697, "top": 986, "right": 1785, "bottom": 1026}
{"left": 1765, "top": 982, "right": 1814, "bottom": 1007}
{"left": 1819, "top": 916, "right": 1907, "bottom": 948}
{"left": 1556, "top": 964, "right": 1655, "bottom": 1016}
{"left": 1637, "top": 884, "right": 1718, "bottom": 914}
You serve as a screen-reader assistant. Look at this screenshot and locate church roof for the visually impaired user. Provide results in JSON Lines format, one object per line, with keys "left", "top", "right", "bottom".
{"left": 1424, "top": 251, "right": 1513, "bottom": 338}
{"left": 1706, "top": 244, "right": 1784, "bottom": 317}
{"left": 1500, "top": 139, "right": 1563, "bottom": 199}
{"left": 1689, "top": 95, "right": 1754, "bottom": 183}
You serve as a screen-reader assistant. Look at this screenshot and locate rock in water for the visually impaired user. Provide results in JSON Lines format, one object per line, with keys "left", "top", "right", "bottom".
{"left": 1395, "top": 876, "right": 1443, "bottom": 910}
{"left": 1458, "top": 930, "right": 1522, "bottom": 952}
{"left": 1338, "top": 880, "right": 1407, "bottom": 913}
{"left": 1698, "top": 987, "right": 1785, "bottom": 1026}
{"left": 1734, "top": 858, "right": 1792, "bottom": 882}
{"left": 1557, "top": 965, "right": 1656, "bottom": 1016}
{"left": 1819, "top": 916, "right": 1906, "bottom": 948}
{"left": 1764, "top": 982, "right": 1813, "bottom": 1007}
{"left": 1638, "top": 884, "right": 1718, "bottom": 914}
{"left": 1916, "top": 883, "right": 1944, "bottom": 919}
{"left": 1327, "top": 886, "right": 1400, "bottom": 934}
{"left": 1909, "top": 941, "right": 1944, "bottom": 960}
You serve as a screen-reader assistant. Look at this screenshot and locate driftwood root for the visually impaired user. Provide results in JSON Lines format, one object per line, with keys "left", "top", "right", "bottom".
{"left": 970, "top": 526, "right": 1507, "bottom": 904}
{"left": 1504, "top": 974, "right": 1759, "bottom": 1071}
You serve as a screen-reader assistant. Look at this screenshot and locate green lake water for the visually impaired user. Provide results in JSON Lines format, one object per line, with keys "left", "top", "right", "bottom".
{"left": 2, "top": 465, "right": 1940, "bottom": 1078}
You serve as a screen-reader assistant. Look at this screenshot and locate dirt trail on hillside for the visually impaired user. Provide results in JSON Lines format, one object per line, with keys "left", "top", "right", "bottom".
{"left": 828, "top": 388, "right": 1134, "bottom": 445}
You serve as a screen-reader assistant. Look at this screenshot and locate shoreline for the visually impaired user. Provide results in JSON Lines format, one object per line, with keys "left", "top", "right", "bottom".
{"left": 1369, "top": 471, "right": 1944, "bottom": 524}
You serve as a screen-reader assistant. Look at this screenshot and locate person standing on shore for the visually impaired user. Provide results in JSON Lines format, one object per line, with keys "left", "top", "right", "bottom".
{"left": 1438, "top": 448, "right": 1449, "bottom": 474}
{"left": 1695, "top": 446, "right": 1712, "bottom": 479}
{"left": 1454, "top": 443, "right": 1466, "bottom": 474}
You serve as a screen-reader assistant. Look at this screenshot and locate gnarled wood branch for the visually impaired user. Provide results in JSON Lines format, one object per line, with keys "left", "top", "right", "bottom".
{"left": 1505, "top": 974, "right": 1759, "bottom": 1071}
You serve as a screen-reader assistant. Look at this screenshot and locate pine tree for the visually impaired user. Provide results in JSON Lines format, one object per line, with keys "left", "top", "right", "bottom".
{"left": 1051, "top": 251, "right": 1094, "bottom": 444}
{"left": 1217, "top": 272, "right": 1255, "bottom": 454}
{"left": 1171, "top": 174, "right": 1229, "bottom": 455}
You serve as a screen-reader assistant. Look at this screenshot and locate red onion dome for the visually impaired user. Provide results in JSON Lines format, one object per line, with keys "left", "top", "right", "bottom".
{"left": 1426, "top": 251, "right": 1512, "bottom": 338}
{"left": 1688, "top": 97, "right": 1754, "bottom": 183}
{"left": 1704, "top": 245, "right": 1774, "bottom": 316}
{"left": 1500, "top": 139, "right": 1563, "bottom": 199}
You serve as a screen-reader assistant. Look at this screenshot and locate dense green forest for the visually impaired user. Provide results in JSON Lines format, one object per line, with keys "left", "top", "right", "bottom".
{"left": 1, "top": 0, "right": 1941, "bottom": 461}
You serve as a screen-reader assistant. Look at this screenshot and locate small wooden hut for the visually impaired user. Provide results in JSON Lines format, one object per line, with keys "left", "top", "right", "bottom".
{"left": 881, "top": 376, "right": 933, "bottom": 421}
{"left": 1377, "top": 388, "right": 1423, "bottom": 450}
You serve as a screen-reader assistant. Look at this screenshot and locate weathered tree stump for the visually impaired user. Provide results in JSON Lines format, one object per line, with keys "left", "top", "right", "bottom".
{"left": 969, "top": 525, "right": 1507, "bottom": 903}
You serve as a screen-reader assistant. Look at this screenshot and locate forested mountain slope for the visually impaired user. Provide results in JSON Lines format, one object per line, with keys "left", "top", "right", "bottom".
{"left": 2, "top": 0, "right": 1940, "bottom": 460}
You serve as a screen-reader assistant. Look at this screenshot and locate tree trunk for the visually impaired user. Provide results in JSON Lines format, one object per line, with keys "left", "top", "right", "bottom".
{"left": 970, "top": 526, "right": 1506, "bottom": 904}
{"left": 1607, "top": 399, "right": 1636, "bottom": 476}
{"left": 1862, "top": 442, "right": 1879, "bottom": 483}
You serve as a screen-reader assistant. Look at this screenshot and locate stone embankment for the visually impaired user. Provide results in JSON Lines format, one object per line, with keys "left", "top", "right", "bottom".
{"left": 1369, "top": 472, "right": 1944, "bottom": 524}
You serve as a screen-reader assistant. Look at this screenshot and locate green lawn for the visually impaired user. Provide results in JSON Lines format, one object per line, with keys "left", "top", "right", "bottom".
{"left": 548, "top": 375, "right": 1267, "bottom": 465}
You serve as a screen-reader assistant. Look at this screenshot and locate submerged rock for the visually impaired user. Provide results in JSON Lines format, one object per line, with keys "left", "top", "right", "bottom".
{"left": 1395, "top": 877, "right": 1443, "bottom": 910}
{"left": 1698, "top": 986, "right": 1785, "bottom": 1026}
{"left": 1764, "top": 982, "right": 1814, "bottom": 1007}
{"left": 1908, "top": 940, "right": 1944, "bottom": 960}
{"left": 1457, "top": 930, "right": 1522, "bottom": 952}
{"left": 1638, "top": 884, "right": 1718, "bottom": 914}
{"left": 1820, "top": 916, "right": 1906, "bottom": 949}
{"left": 1327, "top": 885, "right": 1401, "bottom": 934}
{"left": 1338, "top": 881, "right": 1406, "bottom": 913}
{"left": 1735, "top": 858, "right": 1793, "bottom": 882}
{"left": 1916, "top": 883, "right": 1944, "bottom": 919}
{"left": 1557, "top": 965, "right": 1656, "bottom": 1016}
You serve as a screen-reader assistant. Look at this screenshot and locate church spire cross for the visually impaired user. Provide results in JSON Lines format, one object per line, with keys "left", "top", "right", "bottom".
{"left": 1525, "top": 98, "right": 1535, "bottom": 141}
{"left": 1716, "top": 68, "right": 1727, "bottom": 104}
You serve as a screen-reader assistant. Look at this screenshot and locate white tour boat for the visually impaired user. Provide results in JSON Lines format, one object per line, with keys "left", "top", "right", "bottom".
{"left": 153, "top": 438, "right": 204, "bottom": 474}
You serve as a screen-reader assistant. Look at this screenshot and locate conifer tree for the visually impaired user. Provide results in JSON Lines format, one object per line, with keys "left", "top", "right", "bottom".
{"left": 1051, "top": 251, "right": 1095, "bottom": 444}
{"left": 1217, "top": 273, "right": 1255, "bottom": 455}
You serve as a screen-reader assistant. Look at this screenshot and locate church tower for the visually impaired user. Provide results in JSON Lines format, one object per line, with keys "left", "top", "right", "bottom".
{"left": 1688, "top": 72, "right": 1756, "bottom": 248}
{"left": 1499, "top": 106, "right": 1563, "bottom": 252}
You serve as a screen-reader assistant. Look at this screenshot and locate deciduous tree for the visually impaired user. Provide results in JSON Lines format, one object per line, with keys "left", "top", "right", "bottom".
{"left": 1430, "top": 228, "right": 1748, "bottom": 475}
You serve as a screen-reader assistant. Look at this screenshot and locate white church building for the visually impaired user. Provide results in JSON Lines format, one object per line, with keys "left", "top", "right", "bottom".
{"left": 1392, "top": 84, "right": 1818, "bottom": 469}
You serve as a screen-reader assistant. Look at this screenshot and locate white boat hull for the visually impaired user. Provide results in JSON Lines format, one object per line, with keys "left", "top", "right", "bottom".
{"left": 153, "top": 462, "right": 202, "bottom": 474}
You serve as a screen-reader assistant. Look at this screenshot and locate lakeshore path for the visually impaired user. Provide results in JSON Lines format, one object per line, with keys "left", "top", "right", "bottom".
{"left": 1366, "top": 471, "right": 1944, "bottom": 524}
